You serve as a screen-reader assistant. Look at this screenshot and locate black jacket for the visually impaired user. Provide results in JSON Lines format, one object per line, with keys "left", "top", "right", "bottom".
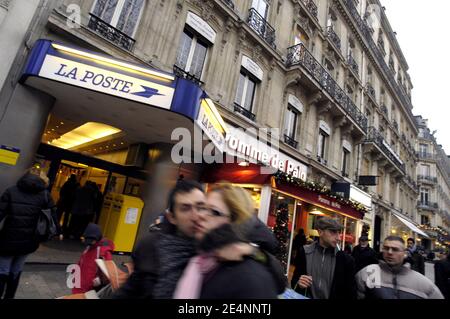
{"left": 352, "top": 245, "right": 379, "bottom": 272}
{"left": 434, "top": 257, "right": 450, "bottom": 299}
{"left": 0, "top": 174, "right": 57, "bottom": 256}
{"left": 291, "top": 244, "right": 357, "bottom": 299}
{"left": 406, "top": 249, "right": 425, "bottom": 275}
{"left": 198, "top": 218, "right": 286, "bottom": 299}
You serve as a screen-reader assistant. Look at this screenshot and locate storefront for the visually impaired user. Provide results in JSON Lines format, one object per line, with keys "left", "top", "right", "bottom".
{"left": 201, "top": 126, "right": 368, "bottom": 275}
{"left": 390, "top": 211, "right": 429, "bottom": 245}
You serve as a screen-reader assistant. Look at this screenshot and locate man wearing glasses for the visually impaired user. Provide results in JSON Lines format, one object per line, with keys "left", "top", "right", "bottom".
{"left": 355, "top": 236, "right": 444, "bottom": 299}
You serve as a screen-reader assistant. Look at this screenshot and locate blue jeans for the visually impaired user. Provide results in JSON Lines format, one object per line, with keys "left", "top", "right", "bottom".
{"left": 0, "top": 255, "right": 28, "bottom": 278}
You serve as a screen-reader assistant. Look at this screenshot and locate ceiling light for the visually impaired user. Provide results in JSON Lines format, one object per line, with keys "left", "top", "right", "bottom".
{"left": 310, "top": 210, "right": 325, "bottom": 216}
{"left": 49, "top": 122, "right": 121, "bottom": 150}
{"left": 278, "top": 196, "right": 285, "bottom": 200}
{"left": 238, "top": 161, "right": 249, "bottom": 167}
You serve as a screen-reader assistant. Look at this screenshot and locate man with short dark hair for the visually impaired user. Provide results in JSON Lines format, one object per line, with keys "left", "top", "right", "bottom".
{"left": 291, "top": 217, "right": 356, "bottom": 299}
{"left": 356, "top": 236, "right": 443, "bottom": 299}
{"left": 406, "top": 237, "right": 425, "bottom": 275}
{"left": 352, "top": 235, "right": 378, "bottom": 272}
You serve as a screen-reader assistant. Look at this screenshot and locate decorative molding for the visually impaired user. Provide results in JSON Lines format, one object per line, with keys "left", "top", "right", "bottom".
{"left": 0, "top": 0, "right": 11, "bottom": 10}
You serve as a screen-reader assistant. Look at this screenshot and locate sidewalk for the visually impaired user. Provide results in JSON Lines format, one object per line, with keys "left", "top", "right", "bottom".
{"left": 27, "top": 238, "right": 132, "bottom": 265}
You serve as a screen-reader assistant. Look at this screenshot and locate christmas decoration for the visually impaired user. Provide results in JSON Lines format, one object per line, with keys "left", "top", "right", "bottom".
{"left": 273, "top": 202, "right": 289, "bottom": 270}
{"left": 274, "top": 171, "right": 368, "bottom": 214}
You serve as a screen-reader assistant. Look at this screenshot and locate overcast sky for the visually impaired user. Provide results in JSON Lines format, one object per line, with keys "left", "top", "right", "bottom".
{"left": 382, "top": 0, "right": 450, "bottom": 154}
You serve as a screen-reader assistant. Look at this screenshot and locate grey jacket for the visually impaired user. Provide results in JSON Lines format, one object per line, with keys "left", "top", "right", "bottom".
{"left": 356, "top": 260, "right": 444, "bottom": 299}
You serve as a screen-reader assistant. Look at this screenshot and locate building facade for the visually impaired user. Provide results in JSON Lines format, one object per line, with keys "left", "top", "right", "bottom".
{"left": 415, "top": 116, "right": 450, "bottom": 250}
{"left": 0, "top": 0, "right": 438, "bottom": 260}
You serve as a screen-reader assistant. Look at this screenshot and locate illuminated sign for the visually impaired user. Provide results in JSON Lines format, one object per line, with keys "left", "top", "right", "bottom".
{"left": 196, "top": 99, "right": 228, "bottom": 153}
{"left": 0, "top": 145, "right": 20, "bottom": 166}
{"left": 38, "top": 54, "right": 174, "bottom": 109}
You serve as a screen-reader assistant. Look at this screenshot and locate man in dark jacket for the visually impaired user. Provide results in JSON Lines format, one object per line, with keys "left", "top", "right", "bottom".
{"left": 0, "top": 171, "right": 58, "bottom": 299}
{"left": 352, "top": 235, "right": 379, "bottom": 272}
{"left": 291, "top": 217, "right": 356, "bottom": 299}
{"left": 68, "top": 182, "right": 97, "bottom": 239}
{"left": 434, "top": 251, "right": 450, "bottom": 299}
{"left": 56, "top": 174, "right": 78, "bottom": 234}
{"left": 406, "top": 238, "right": 425, "bottom": 275}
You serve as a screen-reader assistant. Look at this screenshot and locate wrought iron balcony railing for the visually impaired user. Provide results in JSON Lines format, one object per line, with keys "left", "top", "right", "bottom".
{"left": 392, "top": 119, "right": 399, "bottom": 131}
{"left": 284, "top": 134, "right": 298, "bottom": 148}
{"left": 347, "top": 54, "right": 359, "bottom": 75}
{"left": 417, "top": 175, "right": 438, "bottom": 183}
{"left": 234, "top": 103, "right": 256, "bottom": 121}
{"left": 416, "top": 152, "right": 435, "bottom": 160}
{"left": 286, "top": 43, "right": 367, "bottom": 133}
{"left": 301, "top": 0, "right": 318, "bottom": 19}
{"left": 247, "top": 8, "right": 276, "bottom": 49}
{"left": 389, "top": 58, "right": 395, "bottom": 72}
{"left": 87, "top": 13, "right": 135, "bottom": 51}
{"left": 417, "top": 201, "right": 439, "bottom": 210}
{"left": 365, "top": 126, "right": 405, "bottom": 174}
{"left": 173, "top": 65, "right": 203, "bottom": 85}
{"left": 327, "top": 26, "right": 341, "bottom": 50}
{"left": 380, "top": 104, "right": 388, "bottom": 117}
{"left": 342, "top": 0, "right": 415, "bottom": 117}
{"left": 377, "top": 38, "right": 386, "bottom": 56}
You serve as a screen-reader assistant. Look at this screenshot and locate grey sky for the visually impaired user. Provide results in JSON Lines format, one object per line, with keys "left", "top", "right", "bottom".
{"left": 383, "top": 0, "right": 450, "bottom": 154}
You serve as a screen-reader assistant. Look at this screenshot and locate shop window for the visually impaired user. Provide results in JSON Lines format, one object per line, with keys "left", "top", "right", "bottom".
{"left": 342, "top": 148, "right": 350, "bottom": 177}
{"left": 317, "top": 130, "right": 328, "bottom": 162}
{"left": 91, "top": 0, "right": 144, "bottom": 37}
{"left": 235, "top": 70, "right": 257, "bottom": 112}
{"left": 284, "top": 105, "right": 299, "bottom": 139}
{"left": 175, "top": 28, "right": 209, "bottom": 81}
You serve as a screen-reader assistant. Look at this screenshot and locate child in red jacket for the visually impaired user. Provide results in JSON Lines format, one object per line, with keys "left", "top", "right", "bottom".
{"left": 72, "top": 223, "right": 114, "bottom": 294}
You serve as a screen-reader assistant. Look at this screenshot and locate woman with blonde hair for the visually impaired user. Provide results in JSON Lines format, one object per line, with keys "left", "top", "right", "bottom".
{"left": 0, "top": 167, "right": 58, "bottom": 298}
{"left": 173, "top": 183, "right": 286, "bottom": 299}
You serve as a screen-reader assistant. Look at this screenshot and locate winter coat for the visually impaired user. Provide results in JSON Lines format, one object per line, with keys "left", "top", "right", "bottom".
{"left": 72, "top": 238, "right": 114, "bottom": 294}
{"left": 198, "top": 221, "right": 286, "bottom": 299}
{"left": 352, "top": 245, "right": 379, "bottom": 272}
{"left": 58, "top": 179, "right": 78, "bottom": 210}
{"left": 291, "top": 242, "right": 357, "bottom": 299}
{"left": 406, "top": 247, "right": 425, "bottom": 275}
{"left": 434, "top": 257, "right": 450, "bottom": 299}
{"left": 71, "top": 185, "right": 97, "bottom": 216}
{"left": 0, "top": 173, "right": 58, "bottom": 256}
{"left": 356, "top": 260, "right": 444, "bottom": 299}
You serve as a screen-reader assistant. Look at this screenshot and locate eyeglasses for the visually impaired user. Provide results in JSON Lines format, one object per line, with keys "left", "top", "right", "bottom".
{"left": 382, "top": 246, "right": 404, "bottom": 253}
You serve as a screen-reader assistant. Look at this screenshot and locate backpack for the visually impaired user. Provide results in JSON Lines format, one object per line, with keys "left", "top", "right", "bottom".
{"left": 35, "top": 191, "right": 57, "bottom": 242}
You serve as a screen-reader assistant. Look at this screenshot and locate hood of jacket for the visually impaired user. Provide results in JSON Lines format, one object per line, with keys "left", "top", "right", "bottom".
{"left": 17, "top": 173, "right": 46, "bottom": 193}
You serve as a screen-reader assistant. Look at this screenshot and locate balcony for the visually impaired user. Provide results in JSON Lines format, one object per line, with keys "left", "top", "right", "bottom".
{"left": 300, "top": 0, "right": 318, "bottom": 19}
{"left": 377, "top": 38, "right": 386, "bottom": 56}
{"left": 416, "top": 152, "right": 435, "bottom": 160}
{"left": 392, "top": 119, "right": 399, "bottom": 131}
{"left": 417, "top": 201, "right": 439, "bottom": 211}
{"left": 173, "top": 65, "right": 203, "bottom": 85}
{"left": 234, "top": 103, "right": 256, "bottom": 121}
{"left": 342, "top": 0, "right": 415, "bottom": 117}
{"left": 221, "top": 0, "right": 235, "bottom": 9}
{"left": 365, "top": 126, "right": 405, "bottom": 174}
{"left": 347, "top": 54, "right": 359, "bottom": 75}
{"left": 284, "top": 134, "right": 298, "bottom": 148}
{"left": 327, "top": 26, "right": 341, "bottom": 51}
{"left": 417, "top": 175, "right": 438, "bottom": 184}
{"left": 380, "top": 104, "right": 388, "bottom": 118}
{"left": 389, "top": 58, "right": 395, "bottom": 72}
{"left": 286, "top": 43, "right": 368, "bottom": 133}
{"left": 247, "top": 8, "right": 276, "bottom": 49}
{"left": 87, "top": 13, "right": 135, "bottom": 51}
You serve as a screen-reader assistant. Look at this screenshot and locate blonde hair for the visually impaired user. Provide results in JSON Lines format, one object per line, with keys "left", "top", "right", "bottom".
{"left": 27, "top": 167, "right": 49, "bottom": 187}
{"left": 208, "top": 183, "right": 254, "bottom": 224}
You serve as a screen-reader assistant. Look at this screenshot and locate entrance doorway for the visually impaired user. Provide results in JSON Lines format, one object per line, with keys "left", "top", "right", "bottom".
{"left": 374, "top": 215, "right": 382, "bottom": 252}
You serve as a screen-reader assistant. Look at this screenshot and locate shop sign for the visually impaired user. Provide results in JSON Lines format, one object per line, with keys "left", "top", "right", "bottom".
{"left": 39, "top": 54, "right": 175, "bottom": 109}
{"left": 196, "top": 99, "right": 227, "bottom": 153}
{"left": 350, "top": 185, "right": 372, "bottom": 208}
{"left": 186, "top": 12, "right": 217, "bottom": 44}
{"left": 225, "top": 127, "right": 308, "bottom": 180}
{"left": 318, "top": 195, "right": 342, "bottom": 209}
{"left": 241, "top": 56, "right": 264, "bottom": 81}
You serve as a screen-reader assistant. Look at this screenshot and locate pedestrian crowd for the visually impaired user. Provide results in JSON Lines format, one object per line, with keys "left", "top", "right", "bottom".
{"left": 0, "top": 168, "right": 449, "bottom": 300}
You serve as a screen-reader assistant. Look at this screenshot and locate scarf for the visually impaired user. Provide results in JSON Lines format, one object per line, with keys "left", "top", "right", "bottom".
{"left": 152, "top": 232, "right": 196, "bottom": 299}
{"left": 173, "top": 253, "right": 219, "bottom": 299}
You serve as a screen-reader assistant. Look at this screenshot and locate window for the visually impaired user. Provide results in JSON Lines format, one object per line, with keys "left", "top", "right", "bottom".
{"left": 92, "top": 0, "right": 144, "bottom": 37}
{"left": 420, "top": 188, "right": 429, "bottom": 205}
{"left": 419, "top": 144, "right": 428, "bottom": 156}
{"left": 284, "top": 105, "right": 299, "bottom": 139}
{"left": 421, "top": 165, "right": 430, "bottom": 177}
{"left": 421, "top": 215, "right": 429, "bottom": 225}
{"left": 175, "top": 29, "right": 209, "bottom": 80}
{"left": 342, "top": 149, "right": 350, "bottom": 177}
{"left": 317, "top": 130, "right": 328, "bottom": 160}
{"left": 294, "top": 28, "right": 308, "bottom": 46}
{"left": 235, "top": 71, "right": 257, "bottom": 113}
{"left": 252, "top": 0, "right": 269, "bottom": 19}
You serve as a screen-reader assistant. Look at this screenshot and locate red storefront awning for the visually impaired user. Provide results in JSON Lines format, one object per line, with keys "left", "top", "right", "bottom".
{"left": 276, "top": 180, "right": 365, "bottom": 220}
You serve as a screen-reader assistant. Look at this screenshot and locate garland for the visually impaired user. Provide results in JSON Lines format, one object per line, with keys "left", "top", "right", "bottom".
{"left": 274, "top": 171, "right": 368, "bottom": 214}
